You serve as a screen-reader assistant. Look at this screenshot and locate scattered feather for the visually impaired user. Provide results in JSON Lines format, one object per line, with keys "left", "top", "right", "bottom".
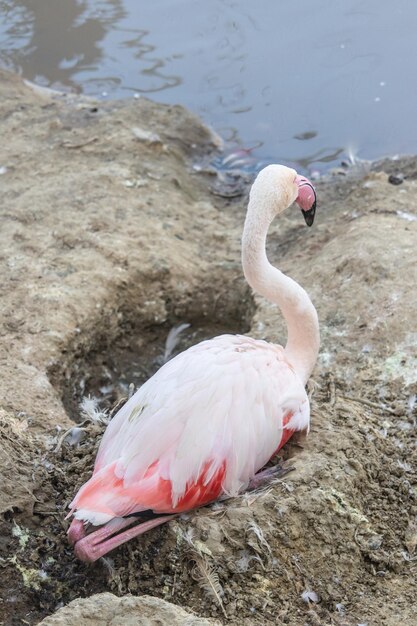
{"left": 192, "top": 556, "right": 226, "bottom": 617}
{"left": 180, "top": 527, "right": 196, "bottom": 547}
{"left": 99, "top": 384, "right": 114, "bottom": 395}
{"left": 54, "top": 396, "right": 108, "bottom": 453}
{"left": 181, "top": 528, "right": 226, "bottom": 616}
{"left": 54, "top": 426, "right": 88, "bottom": 453}
{"left": 65, "top": 427, "right": 86, "bottom": 446}
{"left": 396, "top": 210, "right": 417, "bottom": 222}
{"left": 301, "top": 589, "right": 319, "bottom": 603}
{"left": 246, "top": 521, "right": 272, "bottom": 554}
{"left": 404, "top": 521, "right": 417, "bottom": 555}
{"left": 180, "top": 528, "right": 212, "bottom": 557}
{"left": 101, "top": 557, "right": 124, "bottom": 594}
{"left": 342, "top": 145, "right": 371, "bottom": 175}
{"left": 397, "top": 459, "right": 412, "bottom": 472}
{"left": 407, "top": 394, "right": 416, "bottom": 416}
{"left": 80, "top": 395, "right": 109, "bottom": 424}
{"left": 162, "top": 323, "right": 190, "bottom": 363}
{"left": 235, "top": 551, "right": 251, "bottom": 573}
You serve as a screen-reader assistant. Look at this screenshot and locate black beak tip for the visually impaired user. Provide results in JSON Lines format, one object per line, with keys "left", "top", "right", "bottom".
{"left": 302, "top": 199, "right": 316, "bottom": 227}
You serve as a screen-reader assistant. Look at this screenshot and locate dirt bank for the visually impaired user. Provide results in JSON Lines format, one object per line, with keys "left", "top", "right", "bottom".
{"left": 0, "top": 69, "right": 416, "bottom": 625}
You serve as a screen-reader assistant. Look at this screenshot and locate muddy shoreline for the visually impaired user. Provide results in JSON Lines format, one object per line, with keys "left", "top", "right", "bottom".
{"left": 0, "top": 69, "right": 416, "bottom": 625}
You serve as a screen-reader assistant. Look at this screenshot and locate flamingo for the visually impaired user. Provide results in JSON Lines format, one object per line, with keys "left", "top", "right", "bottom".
{"left": 67, "top": 164, "right": 319, "bottom": 562}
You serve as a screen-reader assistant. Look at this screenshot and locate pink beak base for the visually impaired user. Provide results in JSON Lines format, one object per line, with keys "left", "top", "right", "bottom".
{"left": 295, "top": 174, "right": 317, "bottom": 226}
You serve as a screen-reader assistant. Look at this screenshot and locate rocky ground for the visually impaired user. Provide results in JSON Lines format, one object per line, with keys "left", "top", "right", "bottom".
{"left": 0, "top": 69, "right": 416, "bottom": 626}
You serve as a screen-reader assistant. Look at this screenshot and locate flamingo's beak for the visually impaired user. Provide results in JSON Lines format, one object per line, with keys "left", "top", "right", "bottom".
{"left": 295, "top": 175, "right": 317, "bottom": 226}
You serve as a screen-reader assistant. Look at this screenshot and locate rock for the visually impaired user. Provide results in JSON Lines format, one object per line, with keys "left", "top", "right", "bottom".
{"left": 388, "top": 173, "right": 404, "bottom": 185}
{"left": 38, "top": 593, "right": 219, "bottom": 625}
{"left": 372, "top": 154, "right": 417, "bottom": 179}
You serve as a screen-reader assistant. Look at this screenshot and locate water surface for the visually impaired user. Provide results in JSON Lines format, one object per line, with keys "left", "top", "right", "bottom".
{"left": 1, "top": 0, "right": 416, "bottom": 172}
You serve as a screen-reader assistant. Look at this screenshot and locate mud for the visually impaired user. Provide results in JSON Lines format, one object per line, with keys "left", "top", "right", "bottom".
{"left": 0, "top": 69, "right": 416, "bottom": 625}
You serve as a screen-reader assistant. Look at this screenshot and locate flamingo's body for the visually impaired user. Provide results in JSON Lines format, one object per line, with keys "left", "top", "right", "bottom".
{"left": 68, "top": 165, "right": 319, "bottom": 562}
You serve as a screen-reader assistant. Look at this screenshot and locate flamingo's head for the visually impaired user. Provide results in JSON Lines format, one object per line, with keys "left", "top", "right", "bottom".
{"left": 294, "top": 174, "right": 317, "bottom": 226}
{"left": 248, "top": 164, "right": 317, "bottom": 225}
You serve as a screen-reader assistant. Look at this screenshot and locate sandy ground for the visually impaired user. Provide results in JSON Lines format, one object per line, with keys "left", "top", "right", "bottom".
{"left": 0, "top": 69, "right": 416, "bottom": 625}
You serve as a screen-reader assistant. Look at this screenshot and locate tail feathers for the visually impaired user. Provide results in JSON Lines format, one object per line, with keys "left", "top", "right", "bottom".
{"left": 69, "top": 460, "right": 175, "bottom": 523}
{"left": 69, "top": 458, "right": 227, "bottom": 524}
{"left": 69, "top": 461, "right": 146, "bottom": 523}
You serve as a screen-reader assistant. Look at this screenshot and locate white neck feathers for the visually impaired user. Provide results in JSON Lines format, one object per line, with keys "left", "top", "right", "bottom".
{"left": 241, "top": 171, "right": 319, "bottom": 384}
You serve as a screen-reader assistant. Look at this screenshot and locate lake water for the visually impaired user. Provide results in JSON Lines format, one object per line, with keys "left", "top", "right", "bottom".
{"left": 1, "top": 0, "right": 416, "bottom": 173}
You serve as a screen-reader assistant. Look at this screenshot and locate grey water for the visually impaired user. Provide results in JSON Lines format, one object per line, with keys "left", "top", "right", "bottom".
{"left": 1, "top": 0, "right": 416, "bottom": 173}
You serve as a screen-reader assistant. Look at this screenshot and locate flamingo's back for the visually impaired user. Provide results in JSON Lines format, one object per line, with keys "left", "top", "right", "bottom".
{"left": 69, "top": 334, "right": 309, "bottom": 525}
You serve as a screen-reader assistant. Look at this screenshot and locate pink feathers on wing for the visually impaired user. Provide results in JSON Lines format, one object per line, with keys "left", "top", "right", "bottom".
{"left": 69, "top": 335, "right": 309, "bottom": 526}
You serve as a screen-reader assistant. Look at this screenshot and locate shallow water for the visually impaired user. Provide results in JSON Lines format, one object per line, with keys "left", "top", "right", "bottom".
{"left": 1, "top": 0, "right": 416, "bottom": 172}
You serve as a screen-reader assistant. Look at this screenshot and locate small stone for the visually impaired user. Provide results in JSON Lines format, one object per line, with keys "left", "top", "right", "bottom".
{"left": 388, "top": 173, "right": 404, "bottom": 185}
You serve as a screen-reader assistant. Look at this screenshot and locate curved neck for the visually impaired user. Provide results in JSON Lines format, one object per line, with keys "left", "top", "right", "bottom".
{"left": 241, "top": 200, "right": 319, "bottom": 384}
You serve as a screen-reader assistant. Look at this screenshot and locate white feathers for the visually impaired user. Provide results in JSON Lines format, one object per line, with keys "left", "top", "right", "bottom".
{"left": 283, "top": 398, "right": 310, "bottom": 432}
{"left": 87, "top": 334, "right": 308, "bottom": 512}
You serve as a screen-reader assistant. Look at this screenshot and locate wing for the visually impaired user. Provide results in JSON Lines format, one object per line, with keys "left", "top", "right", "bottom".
{"left": 70, "top": 335, "right": 309, "bottom": 524}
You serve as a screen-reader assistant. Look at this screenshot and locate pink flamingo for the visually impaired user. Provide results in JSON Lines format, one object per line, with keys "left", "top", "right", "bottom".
{"left": 67, "top": 164, "right": 319, "bottom": 562}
